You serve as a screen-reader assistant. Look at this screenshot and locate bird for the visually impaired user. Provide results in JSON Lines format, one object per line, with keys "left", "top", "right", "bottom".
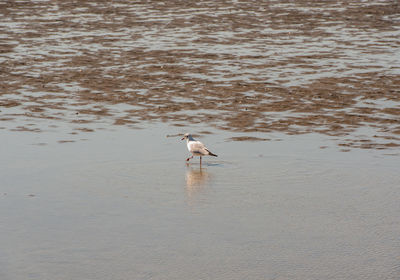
{"left": 181, "top": 133, "right": 217, "bottom": 165}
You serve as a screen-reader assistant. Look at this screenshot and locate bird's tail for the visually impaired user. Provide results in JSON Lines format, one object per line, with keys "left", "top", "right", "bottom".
{"left": 207, "top": 150, "right": 218, "bottom": 157}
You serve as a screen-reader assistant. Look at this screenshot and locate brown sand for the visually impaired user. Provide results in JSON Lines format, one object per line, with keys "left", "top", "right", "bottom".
{"left": 1, "top": 0, "right": 399, "bottom": 149}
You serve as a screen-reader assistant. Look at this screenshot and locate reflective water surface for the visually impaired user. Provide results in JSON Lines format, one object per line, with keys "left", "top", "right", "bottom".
{"left": 1, "top": 123, "right": 399, "bottom": 280}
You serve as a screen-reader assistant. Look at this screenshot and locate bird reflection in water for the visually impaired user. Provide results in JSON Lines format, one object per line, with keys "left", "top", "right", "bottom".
{"left": 185, "top": 165, "right": 211, "bottom": 204}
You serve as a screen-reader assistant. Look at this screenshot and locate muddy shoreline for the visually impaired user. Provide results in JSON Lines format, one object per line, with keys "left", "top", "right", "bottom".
{"left": 1, "top": 0, "right": 399, "bottom": 149}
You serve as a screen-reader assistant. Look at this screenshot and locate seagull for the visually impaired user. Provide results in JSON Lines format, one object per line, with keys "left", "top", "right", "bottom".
{"left": 181, "top": 133, "right": 217, "bottom": 165}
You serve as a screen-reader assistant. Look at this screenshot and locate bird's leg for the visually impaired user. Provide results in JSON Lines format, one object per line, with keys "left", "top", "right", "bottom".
{"left": 200, "top": 156, "right": 202, "bottom": 166}
{"left": 186, "top": 155, "right": 193, "bottom": 162}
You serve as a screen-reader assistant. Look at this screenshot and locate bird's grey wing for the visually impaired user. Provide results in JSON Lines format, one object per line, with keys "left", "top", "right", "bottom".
{"left": 189, "top": 141, "right": 209, "bottom": 155}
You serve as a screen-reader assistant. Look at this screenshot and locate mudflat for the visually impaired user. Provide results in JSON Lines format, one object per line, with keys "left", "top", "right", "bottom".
{"left": 1, "top": 0, "right": 399, "bottom": 149}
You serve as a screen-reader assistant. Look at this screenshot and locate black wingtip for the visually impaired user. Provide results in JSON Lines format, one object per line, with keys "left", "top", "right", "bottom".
{"left": 205, "top": 148, "right": 217, "bottom": 157}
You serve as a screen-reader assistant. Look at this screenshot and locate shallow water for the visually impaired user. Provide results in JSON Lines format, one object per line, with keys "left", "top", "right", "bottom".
{"left": 1, "top": 122, "right": 399, "bottom": 280}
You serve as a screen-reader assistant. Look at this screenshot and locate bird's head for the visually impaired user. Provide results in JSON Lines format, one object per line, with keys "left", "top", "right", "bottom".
{"left": 181, "top": 133, "right": 190, "bottom": 140}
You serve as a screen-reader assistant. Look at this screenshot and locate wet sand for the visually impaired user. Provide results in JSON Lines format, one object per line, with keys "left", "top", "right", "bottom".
{"left": 1, "top": 0, "right": 400, "bottom": 149}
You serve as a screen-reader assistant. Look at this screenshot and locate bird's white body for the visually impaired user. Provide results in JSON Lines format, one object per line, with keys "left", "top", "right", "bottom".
{"left": 187, "top": 140, "right": 208, "bottom": 156}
